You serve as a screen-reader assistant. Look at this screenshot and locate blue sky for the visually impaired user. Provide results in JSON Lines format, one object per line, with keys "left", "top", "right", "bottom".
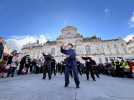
{"left": 0, "top": 0, "right": 134, "bottom": 48}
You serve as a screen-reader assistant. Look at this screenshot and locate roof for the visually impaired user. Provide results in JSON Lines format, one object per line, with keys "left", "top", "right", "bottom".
{"left": 103, "top": 39, "right": 120, "bottom": 42}
{"left": 21, "top": 43, "right": 43, "bottom": 50}
{"left": 45, "top": 41, "right": 57, "bottom": 45}
{"left": 61, "top": 26, "right": 77, "bottom": 32}
{"left": 83, "top": 36, "right": 102, "bottom": 42}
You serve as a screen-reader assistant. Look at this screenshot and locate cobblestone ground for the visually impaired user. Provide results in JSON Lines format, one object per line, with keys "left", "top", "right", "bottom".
{"left": 0, "top": 74, "right": 134, "bottom": 100}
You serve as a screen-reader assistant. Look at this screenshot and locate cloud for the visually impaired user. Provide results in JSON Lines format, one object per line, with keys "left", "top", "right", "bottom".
{"left": 6, "top": 34, "right": 48, "bottom": 51}
{"left": 124, "top": 34, "right": 134, "bottom": 42}
{"left": 129, "top": 12, "right": 134, "bottom": 28}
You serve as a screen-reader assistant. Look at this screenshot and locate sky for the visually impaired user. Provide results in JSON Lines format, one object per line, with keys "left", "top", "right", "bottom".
{"left": 0, "top": 0, "right": 134, "bottom": 50}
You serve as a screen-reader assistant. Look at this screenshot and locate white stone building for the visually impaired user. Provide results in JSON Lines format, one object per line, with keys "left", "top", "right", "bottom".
{"left": 21, "top": 26, "right": 133, "bottom": 63}
{"left": 127, "top": 37, "right": 134, "bottom": 54}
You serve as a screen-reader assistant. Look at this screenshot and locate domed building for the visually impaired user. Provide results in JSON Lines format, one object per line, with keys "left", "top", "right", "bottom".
{"left": 21, "top": 26, "right": 132, "bottom": 63}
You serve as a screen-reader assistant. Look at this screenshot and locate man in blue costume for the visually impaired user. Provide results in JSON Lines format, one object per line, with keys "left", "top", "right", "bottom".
{"left": 61, "top": 43, "right": 80, "bottom": 88}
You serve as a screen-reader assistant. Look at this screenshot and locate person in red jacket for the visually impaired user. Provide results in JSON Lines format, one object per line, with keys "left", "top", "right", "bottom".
{"left": 128, "top": 60, "right": 134, "bottom": 78}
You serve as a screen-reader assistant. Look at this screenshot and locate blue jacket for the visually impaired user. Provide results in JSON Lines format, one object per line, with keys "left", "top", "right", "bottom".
{"left": 61, "top": 47, "right": 77, "bottom": 67}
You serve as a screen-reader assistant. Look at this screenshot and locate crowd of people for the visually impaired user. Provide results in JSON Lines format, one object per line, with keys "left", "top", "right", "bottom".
{"left": 0, "top": 37, "right": 134, "bottom": 88}
{"left": 98, "top": 58, "right": 134, "bottom": 78}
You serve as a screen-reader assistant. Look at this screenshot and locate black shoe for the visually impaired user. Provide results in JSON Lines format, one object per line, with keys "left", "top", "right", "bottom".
{"left": 64, "top": 83, "right": 69, "bottom": 87}
{"left": 76, "top": 85, "right": 80, "bottom": 88}
{"left": 76, "top": 82, "right": 80, "bottom": 88}
{"left": 97, "top": 75, "right": 100, "bottom": 78}
{"left": 42, "top": 77, "right": 46, "bottom": 79}
{"left": 11, "top": 75, "right": 14, "bottom": 77}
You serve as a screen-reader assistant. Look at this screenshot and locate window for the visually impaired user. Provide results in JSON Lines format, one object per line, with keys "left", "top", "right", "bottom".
{"left": 86, "top": 46, "right": 91, "bottom": 54}
{"left": 51, "top": 48, "right": 55, "bottom": 56}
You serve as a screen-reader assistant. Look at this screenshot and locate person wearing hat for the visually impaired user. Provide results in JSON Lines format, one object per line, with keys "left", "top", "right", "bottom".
{"left": 61, "top": 43, "right": 80, "bottom": 88}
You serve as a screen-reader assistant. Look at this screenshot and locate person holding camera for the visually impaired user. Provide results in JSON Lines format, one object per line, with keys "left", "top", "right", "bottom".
{"left": 60, "top": 43, "right": 80, "bottom": 88}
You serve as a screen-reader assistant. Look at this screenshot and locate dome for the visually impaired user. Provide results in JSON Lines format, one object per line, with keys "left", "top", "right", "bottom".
{"left": 61, "top": 26, "right": 77, "bottom": 33}
{"left": 58, "top": 26, "right": 81, "bottom": 39}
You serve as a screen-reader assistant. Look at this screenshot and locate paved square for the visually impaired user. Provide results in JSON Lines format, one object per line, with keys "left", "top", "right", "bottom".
{"left": 0, "top": 74, "right": 134, "bottom": 100}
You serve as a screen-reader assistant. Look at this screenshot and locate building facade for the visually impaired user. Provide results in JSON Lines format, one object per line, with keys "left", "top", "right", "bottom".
{"left": 21, "top": 26, "right": 133, "bottom": 63}
{"left": 127, "top": 37, "right": 134, "bottom": 54}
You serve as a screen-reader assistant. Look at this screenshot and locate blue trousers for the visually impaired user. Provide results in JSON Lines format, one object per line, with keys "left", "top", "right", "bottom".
{"left": 64, "top": 66, "right": 80, "bottom": 86}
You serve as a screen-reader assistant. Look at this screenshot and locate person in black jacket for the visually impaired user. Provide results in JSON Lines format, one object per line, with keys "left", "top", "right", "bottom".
{"left": 85, "top": 57, "right": 99, "bottom": 81}
{"left": 18, "top": 56, "right": 26, "bottom": 75}
{"left": 77, "top": 61, "right": 82, "bottom": 76}
{"left": 0, "top": 37, "right": 4, "bottom": 61}
{"left": 51, "top": 58, "right": 56, "bottom": 76}
{"left": 60, "top": 43, "right": 80, "bottom": 88}
{"left": 42, "top": 53, "right": 53, "bottom": 80}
